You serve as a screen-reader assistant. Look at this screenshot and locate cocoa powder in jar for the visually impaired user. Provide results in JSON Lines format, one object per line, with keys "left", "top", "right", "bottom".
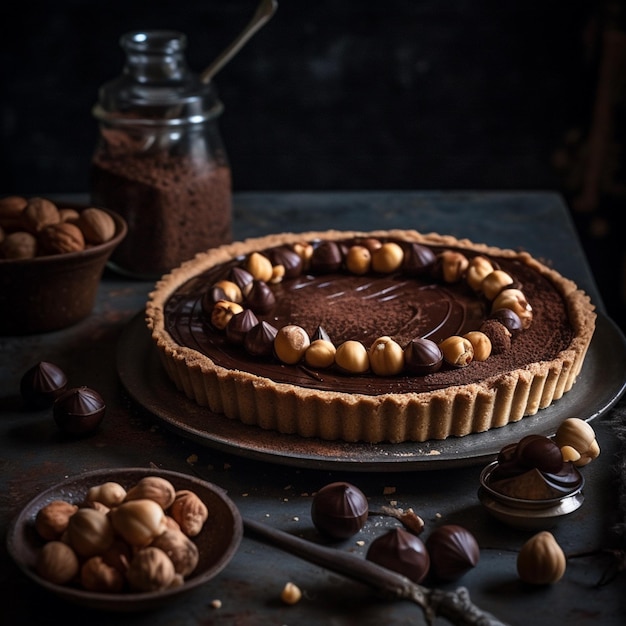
{"left": 91, "top": 150, "right": 232, "bottom": 279}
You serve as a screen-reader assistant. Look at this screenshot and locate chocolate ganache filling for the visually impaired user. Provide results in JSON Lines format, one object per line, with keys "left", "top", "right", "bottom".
{"left": 163, "top": 239, "right": 574, "bottom": 396}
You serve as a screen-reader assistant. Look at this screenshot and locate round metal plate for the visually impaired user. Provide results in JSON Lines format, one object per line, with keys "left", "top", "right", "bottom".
{"left": 117, "top": 313, "right": 626, "bottom": 471}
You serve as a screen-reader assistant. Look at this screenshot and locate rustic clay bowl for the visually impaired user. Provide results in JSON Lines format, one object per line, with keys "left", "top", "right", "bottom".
{"left": 478, "top": 461, "right": 585, "bottom": 530}
{"left": 6, "top": 467, "right": 243, "bottom": 611}
{"left": 0, "top": 206, "right": 127, "bottom": 335}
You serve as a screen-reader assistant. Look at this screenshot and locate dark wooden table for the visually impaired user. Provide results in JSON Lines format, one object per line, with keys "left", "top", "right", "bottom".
{"left": 2, "top": 191, "right": 625, "bottom": 625}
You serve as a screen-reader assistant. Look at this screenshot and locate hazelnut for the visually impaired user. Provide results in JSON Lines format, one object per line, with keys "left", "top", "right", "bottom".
{"left": 151, "top": 529, "right": 200, "bottom": 577}
{"left": 439, "top": 336, "right": 474, "bottom": 367}
{"left": 169, "top": 489, "right": 209, "bottom": 537}
{"left": 492, "top": 289, "right": 533, "bottom": 329}
{"left": 371, "top": 242, "right": 404, "bottom": 273}
{"left": 462, "top": 331, "right": 492, "bottom": 361}
{"left": 517, "top": 531, "right": 566, "bottom": 585}
{"left": 109, "top": 498, "right": 168, "bottom": 547}
{"left": 77, "top": 207, "right": 116, "bottom": 244}
{"left": 213, "top": 280, "right": 243, "bottom": 303}
{"left": 127, "top": 547, "right": 177, "bottom": 592}
{"left": 66, "top": 507, "right": 115, "bottom": 557}
{"left": 438, "top": 250, "right": 469, "bottom": 283}
{"left": 280, "top": 582, "right": 303, "bottom": 605}
{"left": 368, "top": 336, "right": 404, "bottom": 375}
{"left": 292, "top": 241, "right": 314, "bottom": 269}
{"left": 304, "top": 339, "right": 336, "bottom": 369}
{"left": 335, "top": 341, "right": 369, "bottom": 374}
{"left": 124, "top": 476, "right": 176, "bottom": 509}
{"left": 85, "top": 481, "right": 127, "bottom": 508}
{"left": 80, "top": 556, "right": 125, "bottom": 592}
{"left": 269, "top": 263, "right": 286, "bottom": 284}
{"left": 245, "top": 251, "right": 273, "bottom": 281}
{"left": 345, "top": 245, "right": 371, "bottom": 275}
{"left": 211, "top": 300, "right": 243, "bottom": 330}
{"left": 35, "top": 540, "right": 80, "bottom": 585}
{"left": 35, "top": 500, "right": 78, "bottom": 541}
{"left": 553, "top": 418, "right": 600, "bottom": 466}
{"left": 466, "top": 255, "right": 494, "bottom": 291}
{"left": 482, "top": 270, "right": 514, "bottom": 300}
{"left": 274, "top": 325, "right": 310, "bottom": 365}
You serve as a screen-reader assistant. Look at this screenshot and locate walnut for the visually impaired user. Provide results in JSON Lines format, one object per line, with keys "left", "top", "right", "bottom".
{"left": 21, "top": 197, "right": 60, "bottom": 233}
{"left": 0, "top": 195, "right": 27, "bottom": 229}
{"left": 58, "top": 208, "right": 81, "bottom": 223}
{"left": 77, "top": 207, "right": 116, "bottom": 244}
{"left": 0, "top": 231, "right": 37, "bottom": 259}
{"left": 39, "top": 222, "right": 85, "bottom": 255}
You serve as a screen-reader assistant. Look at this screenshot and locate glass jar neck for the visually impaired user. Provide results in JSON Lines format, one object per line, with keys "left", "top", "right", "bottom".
{"left": 121, "top": 31, "right": 190, "bottom": 84}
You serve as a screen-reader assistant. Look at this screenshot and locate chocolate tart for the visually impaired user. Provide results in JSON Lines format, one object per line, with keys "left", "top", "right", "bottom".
{"left": 146, "top": 230, "right": 596, "bottom": 443}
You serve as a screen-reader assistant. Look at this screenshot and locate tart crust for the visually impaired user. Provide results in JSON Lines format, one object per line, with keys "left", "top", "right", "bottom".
{"left": 146, "top": 229, "right": 596, "bottom": 443}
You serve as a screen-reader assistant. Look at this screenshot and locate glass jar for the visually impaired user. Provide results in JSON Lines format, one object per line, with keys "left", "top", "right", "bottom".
{"left": 91, "top": 31, "right": 232, "bottom": 279}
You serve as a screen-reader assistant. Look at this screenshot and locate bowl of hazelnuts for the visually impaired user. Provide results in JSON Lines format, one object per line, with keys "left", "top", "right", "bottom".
{"left": 0, "top": 196, "right": 127, "bottom": 335}
{"left": 6, "top": 467, "right": 243, "bottom": 611}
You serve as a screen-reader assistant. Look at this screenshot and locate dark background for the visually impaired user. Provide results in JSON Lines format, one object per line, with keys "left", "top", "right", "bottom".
{"left": 1, "top": 0, "right": 624, "bottom": 328}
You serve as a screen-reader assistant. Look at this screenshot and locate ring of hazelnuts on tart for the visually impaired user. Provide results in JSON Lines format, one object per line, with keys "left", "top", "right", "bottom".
{"left": 201, "top": 237, "right": 533, "bottom": 377}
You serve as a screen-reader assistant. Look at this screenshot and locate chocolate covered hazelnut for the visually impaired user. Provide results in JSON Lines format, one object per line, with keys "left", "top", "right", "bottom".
{"left": 366, "top": 527, "right": 430, "bottom": 583}
{"left": 244, "top": 279, "right": 276, "bottom": 314}
{"left": 404, "top": 338, "right": 443, "bottom": 375}
{"left": 311, "top": 481, "right": 369, "bottom": 540}
{"left": 489, "top": 308, "right": 523, "bottom": 334}
{"left": 401, "top": 243, "right": 436, "bottom": 276}
{"left": 53, "top": 386, "right": 106, "bottom": 435}
{"left": 244, "top": 321, "right": 278, "bottom": 357}
{"left": 20, "top": 361, "right": 68, "bottom": 409}
{"left": 425, "top": 525, "right": 480, "bottom": 581}
{"left": 269, "top": 246, "right": 303, "bottom": 278}
{"left": 225, "top": 309, "right": 259, "bottom": 345}
{"left": 310, "top": 241, "right": 343, "bottom": 273}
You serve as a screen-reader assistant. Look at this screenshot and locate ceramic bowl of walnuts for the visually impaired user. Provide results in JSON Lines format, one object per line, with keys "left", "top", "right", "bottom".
{"left": 0, "top": 196, "right": 127, "bottom": 335}
{"left": 6, "top": 467, "right": 243, "bottom": 611}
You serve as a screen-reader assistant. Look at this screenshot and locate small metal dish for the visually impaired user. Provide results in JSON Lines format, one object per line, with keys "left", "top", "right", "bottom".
{"left": 478, "top": 461, "right": 585, "bottom": 530}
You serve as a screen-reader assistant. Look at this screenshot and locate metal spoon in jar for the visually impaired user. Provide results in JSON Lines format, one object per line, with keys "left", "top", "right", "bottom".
{"left": 200, "top": 0, "right": 278, "bottom": 83}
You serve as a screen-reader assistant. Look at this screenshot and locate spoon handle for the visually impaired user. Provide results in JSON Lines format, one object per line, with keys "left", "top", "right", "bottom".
{"left": 243, "top": 517, "right": 510, "bottom": 626}
{"left": 200, "top": 0, "right": 278, "bottom": 83}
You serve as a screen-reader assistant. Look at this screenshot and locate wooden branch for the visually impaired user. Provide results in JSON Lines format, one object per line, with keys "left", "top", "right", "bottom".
{"left": 244, "top": 517, "right": 509, "bottom": 626}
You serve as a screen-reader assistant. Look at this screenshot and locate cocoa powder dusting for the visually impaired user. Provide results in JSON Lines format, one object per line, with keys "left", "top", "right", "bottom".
{"left": 91, "top": 152, "right": 232, "bottom": 277}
